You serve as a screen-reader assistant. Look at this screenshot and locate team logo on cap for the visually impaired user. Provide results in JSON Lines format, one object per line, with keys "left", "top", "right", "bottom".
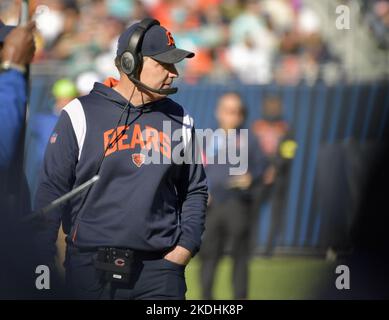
{"left": 166, "top": 31, "right": 175, "bottom": 46}
{"left": 132, "top": 153, "right": 145, "bottom": 167}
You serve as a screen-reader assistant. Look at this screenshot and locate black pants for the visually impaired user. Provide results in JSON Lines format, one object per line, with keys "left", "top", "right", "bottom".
{"left": 199, "top": 198, "right": 251, "bottom": 300}
{"left": 249, "top": 178, "right": 288, "bottom": 256}
{"left": 248, "top": 182, "right": 272, "bottom": 253}
{"left": 64, "top": 246, "right": 187, "bottom": 300}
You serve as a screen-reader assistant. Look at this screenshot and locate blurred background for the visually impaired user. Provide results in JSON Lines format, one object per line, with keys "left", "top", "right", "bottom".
{"left": 1, "top": 0, "right": 388, "bottom": 299}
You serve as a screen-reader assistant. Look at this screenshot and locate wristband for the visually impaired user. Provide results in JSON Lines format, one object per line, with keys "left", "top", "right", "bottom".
{"left": 0, "top": 61, "right": 26, "bottom": 74}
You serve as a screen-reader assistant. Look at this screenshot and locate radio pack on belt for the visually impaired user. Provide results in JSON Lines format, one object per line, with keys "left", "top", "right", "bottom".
{"left": 94, "top": 247, "right": 134, "bottom": 283}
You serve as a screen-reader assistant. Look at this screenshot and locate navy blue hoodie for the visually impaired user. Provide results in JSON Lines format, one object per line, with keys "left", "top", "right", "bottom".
{"left": 34, "top": 79, "right": 208, "bottom": 260}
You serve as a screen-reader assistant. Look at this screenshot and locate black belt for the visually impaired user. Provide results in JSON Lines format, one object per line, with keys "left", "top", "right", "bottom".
{"left": 67, "top": 245, "right": 166, "bottom": 260}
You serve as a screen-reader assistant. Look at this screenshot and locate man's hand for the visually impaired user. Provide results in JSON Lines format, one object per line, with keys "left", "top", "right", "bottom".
{"left": 2, "top": 21, "right": 36, "bottom": 66}
{"left": 263, "top": 165, "right": 276, "bottom": 185}
{"left": 228, "top": 173, "right": 252, "bottom": 190}
{"left": 163, "top": 245, "right": 192, "bottom": 266}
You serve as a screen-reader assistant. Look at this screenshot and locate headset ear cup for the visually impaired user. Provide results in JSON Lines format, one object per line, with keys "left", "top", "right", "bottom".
{"left": 120, "top": 51, "right": 136, "bottom": 75}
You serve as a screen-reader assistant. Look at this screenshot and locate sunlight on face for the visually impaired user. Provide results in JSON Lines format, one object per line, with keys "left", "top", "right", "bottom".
{"left": 139, "top": 57, "right": 179, "bottom": 99}
{"left": 216, "top": 94, "right": 245, "bottom": 130}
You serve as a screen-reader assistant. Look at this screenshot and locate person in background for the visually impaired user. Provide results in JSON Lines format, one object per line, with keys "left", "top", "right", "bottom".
{"left": 0, "top": 19, "right": 51, "bottom": 299}
{"left": 0, "top": 20, "right": 35, "bottom": 169}
{"left": 199, "top": 92, "right": 266, "bottom": 300}
{"left": 250, "top": 94, "right": 297, "bottom": 257}
{"left": 0, "top": 19, "right": 35, "bottom": 221}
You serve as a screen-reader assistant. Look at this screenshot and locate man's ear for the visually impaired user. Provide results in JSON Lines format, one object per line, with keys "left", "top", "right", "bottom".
{"left": 137, "top": 57, "right": 148, "bottom": 79}
{"left": 114, "top": 56, "right": 122, "bottom": 73}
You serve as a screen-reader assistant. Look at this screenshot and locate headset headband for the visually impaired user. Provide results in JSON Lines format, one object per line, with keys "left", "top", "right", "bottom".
{"left": 127, "top": 18, "right": 160, "bottom": 58}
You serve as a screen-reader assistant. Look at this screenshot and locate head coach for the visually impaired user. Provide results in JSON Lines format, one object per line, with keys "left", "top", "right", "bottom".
{"left": 34, "top": 18, "right": 208, "bottom": 300}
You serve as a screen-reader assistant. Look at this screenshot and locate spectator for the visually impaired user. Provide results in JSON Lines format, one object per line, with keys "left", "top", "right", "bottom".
{"left": 227, "top": 0, "right": 277, "bottom": 84}
{"left": 48, "top": 1, "right": 81, "bottom": 60}
{"left": 226, "top": 33, "right": 273, "bottom": 84}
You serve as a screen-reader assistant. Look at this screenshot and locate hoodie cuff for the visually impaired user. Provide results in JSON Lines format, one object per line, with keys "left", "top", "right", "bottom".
{"left": 177, "top": 237, "right": 200, "bottom": 257}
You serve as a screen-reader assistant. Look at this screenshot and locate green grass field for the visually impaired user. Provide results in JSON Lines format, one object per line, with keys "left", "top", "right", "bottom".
{"left": 185, "top": 256, "right": 335, "bottom": 300}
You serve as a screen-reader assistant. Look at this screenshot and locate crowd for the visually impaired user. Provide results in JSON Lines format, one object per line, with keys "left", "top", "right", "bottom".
{"left": 0, "top": 0, "right": 344, "bottom": 89}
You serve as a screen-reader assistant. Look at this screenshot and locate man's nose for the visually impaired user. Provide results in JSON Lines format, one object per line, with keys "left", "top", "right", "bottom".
{"left": 169, "top": 65, "right": 179, "bottom": 78}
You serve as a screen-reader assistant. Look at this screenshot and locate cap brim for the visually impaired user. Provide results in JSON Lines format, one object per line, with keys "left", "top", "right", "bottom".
{"left": 0, "top": 25, "right": 14, "bottom": 43}
{"left": 150, "top": 48, "right": 195, "bottom": 64}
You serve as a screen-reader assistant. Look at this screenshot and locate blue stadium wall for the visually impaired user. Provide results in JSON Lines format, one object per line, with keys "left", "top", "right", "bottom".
{"left": 27, "top": 78, "right": 389, "bottom": 253}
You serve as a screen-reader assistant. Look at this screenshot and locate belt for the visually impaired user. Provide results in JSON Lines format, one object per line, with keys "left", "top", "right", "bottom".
{"left": 67, "top": 245, "right": 166, "bottom": 260}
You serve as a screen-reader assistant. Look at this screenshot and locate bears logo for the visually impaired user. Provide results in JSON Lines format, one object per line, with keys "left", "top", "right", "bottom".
{"left": 132, "top": 153, "right": 145, "bottom": 167}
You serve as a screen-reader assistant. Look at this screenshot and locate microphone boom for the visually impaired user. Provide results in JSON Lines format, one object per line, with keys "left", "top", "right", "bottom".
{"left": 129, "top": 76, "right": 178, "bottom": 95}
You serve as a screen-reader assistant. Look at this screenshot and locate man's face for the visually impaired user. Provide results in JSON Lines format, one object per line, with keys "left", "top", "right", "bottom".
{"left": 216, "top": 94, "right": 245, "bottom": 130}
{"left": 139, "top": 57, "right": 179, "bottom": 100}
{"left": 263, "top": 97, "right": 282, "bottom": 118}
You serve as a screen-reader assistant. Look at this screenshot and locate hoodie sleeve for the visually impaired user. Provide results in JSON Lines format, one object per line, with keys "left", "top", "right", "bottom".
{"left": 176, "top": 124, "right": 208, "bottom": 257}
{"left": 34, "top": 110, "right": 78, "bottom": 262}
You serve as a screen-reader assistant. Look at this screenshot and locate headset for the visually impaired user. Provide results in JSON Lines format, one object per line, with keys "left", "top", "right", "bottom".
{"left": 119, "top": 18, "right": 178, "bottom": 95}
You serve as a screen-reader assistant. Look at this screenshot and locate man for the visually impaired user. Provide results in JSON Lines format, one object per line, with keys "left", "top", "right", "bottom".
{"left": 250, "top": 95, "right": 296, "bottom": 257}
{"left": 34, "top": 18, "right": 208, "bottom": 300}
{"left": 199, "top": 92, "right": 266, "bottom": 300}
{"left": 0, "top": 19, "right": 42, "bottom": 298}
{"left": 0, "top": 19, "right": 35, "bottom": 168}
{"left": 0, "top": 20, "right": 35, "bottom": 218}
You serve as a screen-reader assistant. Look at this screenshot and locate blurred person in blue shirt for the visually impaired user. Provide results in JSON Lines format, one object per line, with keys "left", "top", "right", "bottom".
{"left": 0, "top": 19, "right": 68, "bottom": 299}
{"left": 0, "top": 19, "right": 45, "bottom": 298}
{"left": 0, "top": 19, "right": 35, "bottom": 220}
{"left": 0, "top": 20, "right": 35, "bottom": 169}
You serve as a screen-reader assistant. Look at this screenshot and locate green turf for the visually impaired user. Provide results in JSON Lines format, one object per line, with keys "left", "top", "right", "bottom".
{"left": 185, "top": 256, "right": 334, "bottom": 300}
